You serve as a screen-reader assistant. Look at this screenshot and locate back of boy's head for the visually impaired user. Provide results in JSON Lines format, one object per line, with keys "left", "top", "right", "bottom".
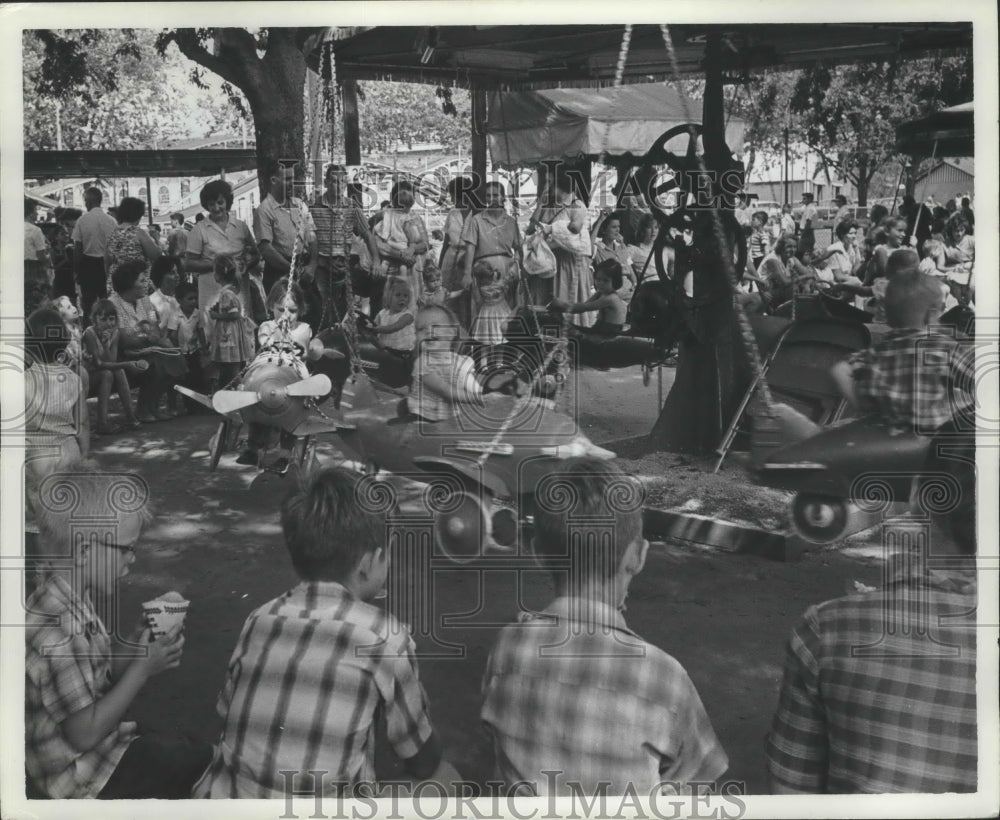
{"left": 280, "top": 467, "right": 385, "bottom": 581}
{"left": 170, "top": 211, "right": 184, "bottom": 224}
{"left": 594, "top": 258, "right": 624, "bottom": 290}
{"left": 26, "top": 307, "right": 71, "bottom": 365}
{"left": 416, "top": 304, "right": 461, "bottom": 342}
{"left": 533, "top": 458, "right": 644, "bottom": 586}
{"left": 883, "top": 257, "right": 944, "bottom": 329}
{"left": 922, "top": 238, "right": 943, "bottom": 258}
{"left": 33, "top": 464, "right": 153, "bottom": 560}
{"left": 150, "top": 256, "right": 175, "bottom": 287}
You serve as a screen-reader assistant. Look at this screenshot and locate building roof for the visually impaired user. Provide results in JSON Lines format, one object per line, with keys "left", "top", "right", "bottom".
{"left": 916, "top": 157, "right": 975, "bottom": 180}
{"left": 319, "top": 24, "right": 972, "bottom": 90}
{"left": 24, "top": 149, "right": 259, "bottom": 179}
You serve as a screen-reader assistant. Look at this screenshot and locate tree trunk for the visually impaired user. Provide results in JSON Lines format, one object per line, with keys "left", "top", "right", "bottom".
{"left": 853, "top": 155, "right": 868, "bottom": 206}
{"left": 648, "top": 35, "right": 753, "bottom": 455}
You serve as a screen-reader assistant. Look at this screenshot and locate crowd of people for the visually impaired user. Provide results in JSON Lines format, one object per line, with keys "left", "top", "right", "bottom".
{"left": 731, "top": 191, "right": 975, "bottom": 318}
{"left": 21, "top": 165, "right": 979, "bottom": 801}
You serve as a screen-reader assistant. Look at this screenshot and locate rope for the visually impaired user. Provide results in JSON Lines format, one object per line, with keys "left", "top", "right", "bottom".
{"left": 657, "top": 25, "right": 774, "bottom": 412}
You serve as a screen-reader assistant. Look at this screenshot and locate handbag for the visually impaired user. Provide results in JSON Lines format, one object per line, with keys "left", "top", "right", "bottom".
{"left": 523, "top": 231, "right": 557, "bottom": 279}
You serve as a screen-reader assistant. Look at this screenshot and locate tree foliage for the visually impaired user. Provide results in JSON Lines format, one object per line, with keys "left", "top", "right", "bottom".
{"left": 24, "top": 29, "right": 204, "bottom": 150}
{"left": 357, "top": 81, "right": 470, "bottom": 155}
{"left": 788, "top": 51, "right": 972, "bottom": 204}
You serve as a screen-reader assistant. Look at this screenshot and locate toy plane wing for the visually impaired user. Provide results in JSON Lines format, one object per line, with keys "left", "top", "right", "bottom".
{"left": 289, "top": 415, "right": 356, "bottom": 437}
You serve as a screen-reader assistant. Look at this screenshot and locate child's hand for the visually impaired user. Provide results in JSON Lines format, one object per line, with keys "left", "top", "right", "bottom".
{"left": 126, "top": 360, "right": 150, "bottom": 373}
{"left": 136, "top": 625, "right": 184, "bottom": 677}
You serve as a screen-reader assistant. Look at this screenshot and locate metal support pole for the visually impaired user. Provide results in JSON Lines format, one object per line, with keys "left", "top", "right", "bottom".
{"left": 343, "top": 79, "right": 361, "bottom": 166}
{"left": 471, "top": 86, "right": 488, "bottom": 208}
{"left": 145, "top": 176, "right": 154, "bottom": 227}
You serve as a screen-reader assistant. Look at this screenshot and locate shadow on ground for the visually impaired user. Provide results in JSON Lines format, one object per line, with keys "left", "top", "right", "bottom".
{"left": 93, "top": 411, "right": 882, "bottom": 796}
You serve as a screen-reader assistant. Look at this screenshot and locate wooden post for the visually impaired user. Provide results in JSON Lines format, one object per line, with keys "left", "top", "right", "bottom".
{"left": 343, "top": 79, "right": 361, "bottom": 166}
{"left": 471, "top": 86, "right": 488, "bottom": 208}
{"left": 145, "top": 176, "right": 154, "bottom": 227}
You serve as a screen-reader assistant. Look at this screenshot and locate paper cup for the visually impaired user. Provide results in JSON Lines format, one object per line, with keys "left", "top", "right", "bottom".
{"left": 142, "top": 595, "right": 189, "bottom": 638}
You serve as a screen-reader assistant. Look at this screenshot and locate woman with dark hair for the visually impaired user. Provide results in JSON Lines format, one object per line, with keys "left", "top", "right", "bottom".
{"left": 184, "top": 178, "right": 259, "bottom": 318}
{"left": 590, "top": 211, "right": 637, "bottom": 302}
{"left": 108, "top": 261, "right": 186, "bottom": 422}
{"left": 527, "top": 172, "right": 593, "bottom": 325}
{"left": 815, "top": 220, "right": 862, "bottom": 288}
{"left": 105, "top": 197, "right": 161, "bottom": 294}
{"left": 461, "top": 180, "right": 523, "bottom": 319}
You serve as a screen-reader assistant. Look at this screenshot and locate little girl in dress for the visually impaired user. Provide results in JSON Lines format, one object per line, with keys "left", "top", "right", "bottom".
{"left": 207, "top": 255, "right": 255, "bottom": 391}
{"left": 418, "top": 263, "right": 464, "bottom": 309}
{"left": 470, "top": 260, "right": 512, "bottom": 359}
{"left": 374, "top": 277, "right": 416, "bottom": 356}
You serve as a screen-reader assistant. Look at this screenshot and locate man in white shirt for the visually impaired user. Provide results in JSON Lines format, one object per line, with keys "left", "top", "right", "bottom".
{"left": 797, "top": 192, "right": 818, "bottom": 254}
{"left": 72, "top": 187, "right": 118, "bottom": 320}
{"left": 24, "top": 199, "right": 51, "bottom": 270}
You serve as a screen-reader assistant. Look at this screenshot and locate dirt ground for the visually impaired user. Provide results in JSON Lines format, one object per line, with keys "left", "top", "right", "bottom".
{"left": 86, "top": 366, "right": 886, "bottom": 796}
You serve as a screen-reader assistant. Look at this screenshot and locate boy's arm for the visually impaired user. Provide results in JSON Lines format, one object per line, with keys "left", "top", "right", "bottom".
{"left": 830, "top": 360, "right": 860, "bottom": 409}
{"left": 61, "top": 626, "right": 184, "bottom": 753}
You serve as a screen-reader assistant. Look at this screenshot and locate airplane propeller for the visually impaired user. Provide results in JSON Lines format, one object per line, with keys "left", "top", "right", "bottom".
{"left": 285, "top": 373, "right": 333, "bottom": 397}
{"left": 212, "top": 389, "right": 263, "bottom": 414}
{"left": 211, "top": 373, "right": 333, "bottom": 414}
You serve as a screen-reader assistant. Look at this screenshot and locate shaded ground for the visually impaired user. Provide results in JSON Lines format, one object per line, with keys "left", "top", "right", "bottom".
{"left": 88, "top": 366, "right": 884, "bottom": 796}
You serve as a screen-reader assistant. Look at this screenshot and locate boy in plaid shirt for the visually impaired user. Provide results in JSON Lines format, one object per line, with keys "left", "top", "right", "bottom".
{"left": 25, "top": 466, "right": 210, "bottom": 799}
{"left": 831, "top": 258, "right": 974, "bottom": 435}
{"left": 481, "top": 458, "right": 728, "bottom": 795}
{"left": 194, "top": 467, "right": 460, "bottom": 798}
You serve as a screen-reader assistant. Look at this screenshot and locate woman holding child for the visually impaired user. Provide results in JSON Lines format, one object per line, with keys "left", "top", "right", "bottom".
{"left": 461, "top": 181, "right": 523, "bottom": 326}
{"left": 184, "top": 179, "right": 259, "bottom": 318}
{"left": 527, "top": 173, "right": 593, "bottom": 327}
{"left": 375, "top": 180, "right": 429, "bottom": 301}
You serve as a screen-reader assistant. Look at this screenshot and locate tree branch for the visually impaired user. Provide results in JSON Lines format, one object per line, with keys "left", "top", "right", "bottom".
{"left": 168, "top": 29, "right": 253, "bottom": 90}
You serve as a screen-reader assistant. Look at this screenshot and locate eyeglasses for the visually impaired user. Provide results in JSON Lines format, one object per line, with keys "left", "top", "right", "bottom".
{"left": 100, "top": 538, "right": 138, "bottom": 555}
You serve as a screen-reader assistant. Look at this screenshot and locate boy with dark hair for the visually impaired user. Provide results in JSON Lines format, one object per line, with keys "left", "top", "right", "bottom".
{"left": 194, "top": 467, "right": 459, "bottom": 798}
{"left": 831, "top": 266, "right": 974, "bottom": 435}
{"left": 482, "top": 458, "right": 728, "bottom": 795}
{"left": 167, "top": 212, "right": 188, "bottom": 279}
{"left": 25, "top": 465, "right": 211, "bottom": 798}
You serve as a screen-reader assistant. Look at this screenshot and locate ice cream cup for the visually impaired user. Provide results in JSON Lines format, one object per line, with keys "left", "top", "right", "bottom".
{"left": 142, "top": 592, "right": 189, "bottom": 638}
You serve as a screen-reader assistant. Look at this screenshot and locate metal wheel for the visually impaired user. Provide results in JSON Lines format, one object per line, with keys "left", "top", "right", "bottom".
{"left": 792, "top": 493, "right": 848, "bottom": 543}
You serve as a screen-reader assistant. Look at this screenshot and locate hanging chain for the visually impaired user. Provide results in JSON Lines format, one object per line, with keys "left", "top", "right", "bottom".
{"left": 658, "top": 24, "right": 774, "bottom": 411}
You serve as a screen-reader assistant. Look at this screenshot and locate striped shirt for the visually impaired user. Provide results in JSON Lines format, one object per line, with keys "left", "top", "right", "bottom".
{"left": 766, "top": 555, "right": 977, "bottom": 793}
{"left": 309, "top": 195, "right": 365, "bottom": 258}
{"left": 481, "top": 597, "right": 728, "bottom": 795}
{"left": 25, "top": 574, "right": 140, "bottom": 798}
{"left": 848, "top": 328, "right": 976, "bottom": 433}
{"left": 193, "top": 581, "right": 435, "bottom": 799}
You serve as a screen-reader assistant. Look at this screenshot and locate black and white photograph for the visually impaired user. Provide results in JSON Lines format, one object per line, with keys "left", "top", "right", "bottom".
{"left": 2, "top": 3, "right": 997, "bottom": 819}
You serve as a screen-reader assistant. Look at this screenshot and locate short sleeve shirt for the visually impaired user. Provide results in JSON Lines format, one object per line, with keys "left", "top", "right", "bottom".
{"left": 375, "top": 308, "right": 416, "bottom": 351}
{"left": 71, "top": 208, "right": 118, "bottom": 257}
{"left": 253, "top": 195, "right": 315, "bottom": 260}
{"left": 409, "top": 349, "right": 481, "bottom": 421}
{"left": 192, "top": 581, "right": 435, "bottom": 799}
{"left": 25, "top": 574, "right": 139, "bottom": 798}
{"left": 799, "top": 203, "right": 818, "bottom": 230}
{"left": 482, "top": 597, "right": 728, "bottom": 795}
{"left": 186, "top": 215, "right": 256, "bottom": 271}
{"left": 25, "top": 222, "right": 49, "bottom": 262}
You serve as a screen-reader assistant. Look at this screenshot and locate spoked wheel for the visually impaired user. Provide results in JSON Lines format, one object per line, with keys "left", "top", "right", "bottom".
{"left": 792, "top": 493, "right": 849, "bottom": 543}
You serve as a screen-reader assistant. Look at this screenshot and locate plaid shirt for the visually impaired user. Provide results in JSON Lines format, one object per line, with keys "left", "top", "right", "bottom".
{"left": 848, "top": 328, "right": 975, "bottom": 433}
{"left": 193, "top": 581, "right": 435, "bottom": 799}
{"left": 481, "top": 597, "right": 728, "bottom": 795}
{"left": 766, "top": 554, "right": 977, "bottom": 793}
{"left": 310, "top": 194, "right": 365, "bottom": 258}
{"left": 25, "top": 574, "right": 140, "bottom": 798}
